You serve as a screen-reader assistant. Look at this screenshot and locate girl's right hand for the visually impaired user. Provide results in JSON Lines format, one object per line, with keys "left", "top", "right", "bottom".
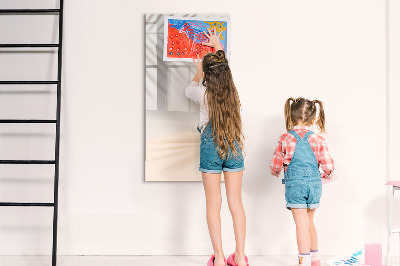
{"left": 193, "top": 54, "right": 202, "bottom": 73}
{"left": 192, "top": 54, "right": 203, "bottom": 83}
{"left": 202, "top": 28, "right": 223, "bottom": 51}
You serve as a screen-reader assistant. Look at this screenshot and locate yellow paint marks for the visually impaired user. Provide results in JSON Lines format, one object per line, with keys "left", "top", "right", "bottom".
{"left": 204, "top": 21, "right": 226, "bottom": 40}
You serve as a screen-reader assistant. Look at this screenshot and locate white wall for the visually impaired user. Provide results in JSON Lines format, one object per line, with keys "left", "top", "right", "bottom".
{"left": 0, "top": 0, "right": 390, "bottom": 257}
{"left": 388, "top": 0, "right": 400, "bottom": 258}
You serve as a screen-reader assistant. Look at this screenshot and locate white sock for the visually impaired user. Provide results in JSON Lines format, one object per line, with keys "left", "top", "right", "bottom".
{"left": 311, "top": 250, "right": 319, "bottom": 262}
{"left": 298, "top": 254, "right": 311, "bottom": 266}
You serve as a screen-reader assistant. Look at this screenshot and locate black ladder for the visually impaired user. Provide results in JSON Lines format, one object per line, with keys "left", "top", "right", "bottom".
{"left": 0, "top": 2, "right": 64, "bottom": 266}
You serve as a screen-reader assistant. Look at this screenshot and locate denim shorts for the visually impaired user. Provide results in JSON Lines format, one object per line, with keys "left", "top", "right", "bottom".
{"left": 285, "top": 178, "right": 322, "bottom": 209}
{"left": 199, "top": 126, "right": 245, "bottom": 174}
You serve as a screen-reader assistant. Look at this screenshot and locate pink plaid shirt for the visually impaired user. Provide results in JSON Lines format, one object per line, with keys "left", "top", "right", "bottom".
{"left": 270, "top": 126, "right": 334, "bottom": 179}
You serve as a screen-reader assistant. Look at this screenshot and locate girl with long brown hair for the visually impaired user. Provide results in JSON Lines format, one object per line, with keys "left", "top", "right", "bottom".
{"left": 185, "top": 29, "right": 248, "bottom": 266}
{"left": 270, "top": 98, "right": 335, "bottom": 266}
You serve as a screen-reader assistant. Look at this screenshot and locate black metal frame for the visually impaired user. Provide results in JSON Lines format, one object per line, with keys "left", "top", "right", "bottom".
{"left": 0, "top": 1, "right": 64, "bottom": 265}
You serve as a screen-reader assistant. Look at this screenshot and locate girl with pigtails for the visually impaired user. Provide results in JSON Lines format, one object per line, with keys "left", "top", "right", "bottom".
{"left": 270, "top": 98, "right": 335, "bottom": 266}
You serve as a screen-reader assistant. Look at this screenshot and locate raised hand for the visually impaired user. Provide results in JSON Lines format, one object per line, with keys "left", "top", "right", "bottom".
{"left": 193, "top": 54, "right": 202, "bottom": 73}
{"left": 192, "top": 54, "right": 203, "bottom": 83}
{"left": 202, "top": 28, "right": 223, "bottom": 51}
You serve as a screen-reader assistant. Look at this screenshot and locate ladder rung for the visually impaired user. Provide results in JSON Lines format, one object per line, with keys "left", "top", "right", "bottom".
{"left": 0, "top": 81, "right": 58, "bottom": 84}
{"left": 0, "top": 44, "right": 59, "bottom": 48}
{"left": 0, "top": 160, "right": 55, "bottom": 164}
{"left": 0, "top": 9, "right": 60, "bottom": 14}
{"left": 0, "top": 202, "right": 54, "bottom": 207}
{"left": 0, "top": 119, "right": 56, "bottom": 123}
{"left": 391, "top": 229, "right": 400, "bottom": 233}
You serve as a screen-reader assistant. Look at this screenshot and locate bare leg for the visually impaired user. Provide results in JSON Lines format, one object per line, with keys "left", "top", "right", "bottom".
{"left": 224, "top": 171, "right": 247, "bottom": 266}
{"left": 307, "top": 209, "right": 318, "bottom": 251}
{"left": 202, "top": 172, "right": 225, "bottom": 266}
{"left": 291, "top": 208, "right": 311, "bottom": 254}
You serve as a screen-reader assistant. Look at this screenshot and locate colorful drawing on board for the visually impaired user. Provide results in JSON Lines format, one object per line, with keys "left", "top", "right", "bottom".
{"left": 163, "top": 16, "right": 229, "bottom": 62}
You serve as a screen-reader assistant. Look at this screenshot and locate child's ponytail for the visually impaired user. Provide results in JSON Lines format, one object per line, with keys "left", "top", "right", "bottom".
{"left": 285, "top": 98, "right": 295, "bottom": 131}
{"left": 313, "top": 100, "right": 326, "bottom": 133}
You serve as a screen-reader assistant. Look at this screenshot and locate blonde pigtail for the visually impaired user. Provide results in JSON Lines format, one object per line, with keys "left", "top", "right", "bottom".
{"left": 285, "top": 98, "right": 295, "bottom": 131}
{"left": 313, "top": 100, "right": 326, "bottom": 133}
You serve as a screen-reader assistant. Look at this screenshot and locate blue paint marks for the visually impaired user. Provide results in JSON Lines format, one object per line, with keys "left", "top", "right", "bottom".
{"left": 168, "top": 18, "right": 228, "bottom": 48}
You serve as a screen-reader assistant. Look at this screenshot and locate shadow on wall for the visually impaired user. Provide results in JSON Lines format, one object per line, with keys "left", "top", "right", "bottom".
{"left": 365, "top": 195, "right": 386, "bottom": 227}
{"left": 242, "top": 114, "right": 291, "bottom": 254}
{"left": 364, "top": 194, "right": 388, "bottom": 247}
{"left": 154, "top": 115, "right": 285, "bottom": 254}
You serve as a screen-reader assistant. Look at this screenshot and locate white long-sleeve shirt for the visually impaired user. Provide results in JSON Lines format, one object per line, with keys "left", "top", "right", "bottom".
{"left": 185, "top": 81, "right": 209, "bottom": 132}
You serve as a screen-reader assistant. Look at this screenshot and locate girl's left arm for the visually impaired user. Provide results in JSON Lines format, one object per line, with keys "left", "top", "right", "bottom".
{"left": 270, "top": 136, "right": 286, "bottom": 177}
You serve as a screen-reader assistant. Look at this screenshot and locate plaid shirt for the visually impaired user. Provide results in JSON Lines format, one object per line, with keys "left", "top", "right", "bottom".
{"left": 270, "top": 126, "right": 334, "bottom": 179}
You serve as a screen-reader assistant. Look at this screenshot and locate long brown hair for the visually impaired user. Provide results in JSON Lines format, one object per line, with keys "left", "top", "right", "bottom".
{"left": 284, "top": 97, "right": 326, "bottom": 133}
{"left": 202, "top": 50, "right": 244, "bottom": 158}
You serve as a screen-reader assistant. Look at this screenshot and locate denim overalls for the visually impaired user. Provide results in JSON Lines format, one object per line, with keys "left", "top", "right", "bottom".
{"left": 283, "top": 130, "right": 322, "bottom": 210}
{"left": 198, "top": 124, "right": 245, "bottom": 174}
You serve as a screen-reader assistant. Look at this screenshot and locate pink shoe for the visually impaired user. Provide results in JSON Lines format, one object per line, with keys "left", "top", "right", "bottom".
{"left": 207, "top": 254, "right": 227, "bottom": 266}
{"left": 311, "top": 260, "right": 321, "bottom": 266}
{"left": 227, "top": 253, "right": 249, "bottom": 266}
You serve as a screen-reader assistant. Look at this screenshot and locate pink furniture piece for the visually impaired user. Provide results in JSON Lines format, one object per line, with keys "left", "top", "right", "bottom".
{"left": 386, "top": 181, "right": 400, "bottom": 265}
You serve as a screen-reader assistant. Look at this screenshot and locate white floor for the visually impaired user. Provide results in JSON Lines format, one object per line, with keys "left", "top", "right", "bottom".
{"left": 0, "top": 256, "right": 397, "bottom": 266}
{"left": 0, "top": 256, "right": 324, "bottom": 266}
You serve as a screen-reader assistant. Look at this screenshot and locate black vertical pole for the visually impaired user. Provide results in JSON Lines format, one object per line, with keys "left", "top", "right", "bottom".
{"left": 52, "top": 0, "right": 63, "bottom": 265}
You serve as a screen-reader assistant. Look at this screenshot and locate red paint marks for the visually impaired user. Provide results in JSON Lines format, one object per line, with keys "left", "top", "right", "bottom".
{"left": 167, "top": 24, "right": 214, "bottom": 59}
